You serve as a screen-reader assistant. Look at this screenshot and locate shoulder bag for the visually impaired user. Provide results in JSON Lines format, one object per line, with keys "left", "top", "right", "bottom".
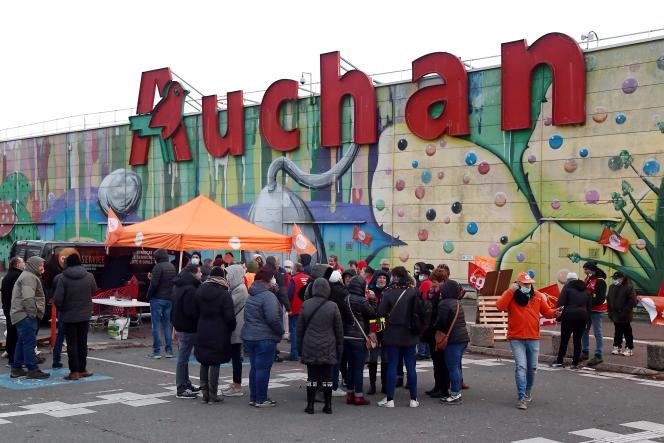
{"left": 435, "top": 300, "right": 460, "bottom": 351}
{"left": 346, "top": 296, "right": 377, "bottom": 350}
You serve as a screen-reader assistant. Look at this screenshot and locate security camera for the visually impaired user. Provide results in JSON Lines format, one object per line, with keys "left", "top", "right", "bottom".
{"left": 300, "top": 75, "right": 306, "bottom": 85}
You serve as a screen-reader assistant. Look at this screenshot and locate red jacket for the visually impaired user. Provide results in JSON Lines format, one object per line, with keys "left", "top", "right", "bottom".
{"left": 289, "top": 272, "right": 309, "bottom": 316}
{"left": 496, "top": 287, "right": 557, "bottom": 340}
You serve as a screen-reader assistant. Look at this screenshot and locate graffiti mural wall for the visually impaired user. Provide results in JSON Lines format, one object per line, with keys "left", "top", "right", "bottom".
{"left": 1, "top": 38, "right": 663, "bottom": 293}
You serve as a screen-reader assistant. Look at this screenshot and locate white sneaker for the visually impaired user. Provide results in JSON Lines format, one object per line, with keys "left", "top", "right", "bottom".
{"left": 331, "top": 388, "right": 346, "bottom": 397}
{"left": 611, "top": 346, "right": 621, "bottom": 355}
{"left": 409, "top": 399, "right": 420, "bottom": 408}
{"left": 222, "top": 386, "right": 244, "bottom": 397}
{"left": 377, "top": 397, "right": 395, "bottom": 408}
{"left": 621, "top": 348, "right": 633, "bottom": 356}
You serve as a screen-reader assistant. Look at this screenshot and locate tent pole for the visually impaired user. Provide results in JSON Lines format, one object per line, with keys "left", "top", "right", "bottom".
{"left": 178, "top": 250, "right": 183, "bottom": 272}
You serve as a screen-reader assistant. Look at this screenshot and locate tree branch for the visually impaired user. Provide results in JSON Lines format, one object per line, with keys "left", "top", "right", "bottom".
{"left": 630, "top": 164, "right": 660, "bottom": 196}
{"left": 625, "top": 190, "right": 654, "bottom": 229}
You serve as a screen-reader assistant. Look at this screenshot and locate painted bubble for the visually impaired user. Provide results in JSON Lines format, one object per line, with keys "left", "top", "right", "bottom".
{"left": 439, "top": 139, "right": 447, "bottom": 148}
{"left": 425, "top": 208, "right": 437, "bottom": 221}
{"left": 564, "top": 158, "right": 578, "bottom": 173}
{"left": 494, "top": 192, "right": 507, "bottom": 207}
{"left": 397, "top": 139, "right": 408, "bottom": 151}
{"left": 500, "top": 235, "right": 509, "bottom": 245}
{"left": 399, "top": 250, "right": 410, "bottom": 262}
{"left": 622, "top": 77, "right": 638, "bottom": 94}
{"left": 579, "top": 147, "right": 589, "bottom": 158}
{"left": 443, "top": 216, "right": 451, "bottom": 224}
{"left": 527, "top": 154, "right": 537, "bottom": 164}
{"left": 592, "top": 106, "right": 608, "bottom": 123}
{"left": 585, "top": 54, "right": 597, "bottom": 71}
{"left": 425, "top": 144, "right": 437, "bottom": 156}
{"left": 437, "top": 171, "right": 445, "bottom": 180}
{"left": 415, "top": 186, "right": 426, "bottom": 200}
{"left": 375, "top": 199, "right": 385, "bottom": 211}
{"left": 478, "top": 161, "right": 490, "bottom": 175}
{"left": 451, "top": 201, "right": 462, "bottom": 214}
{"left": 657, "top": 55, "right": 664, "bottom": 70}
{"left": 615, "top": 113, "right": 627, "bottom": 124}
{"left": 636, "top": 239, "right": 646, "bottom": 250}
{"left": 544, "top": 117, "right": 552, "bottom": 126}
{"left": 412, "top": 160, "right": 419, "bottom": 169}
{"left": 421, "top": 170, "right": 432, "bottom": 184}
{"left": 462, "top": 174, "right": 471, "bottom": 184}
{"left": 395, "top": 179, "right": 406, "bottom": 191}
{"left": 643, "top": 158, "right": 661, "bottom": 176}
{"left": 549, "top": 134, "right": 563, "bottom": 149}
{"left": 397, "top": 207, "right": 405, "bottom": 217}
{"left": 557, "top": 269, "right": 571, "bottom": 284}
{"left": 466, "top": 222, "right": 479, "bottom": 235}
{"left": 465, "top": 152, "right": 478, "bottom": 165}
{"left": 488, "top": 243, "right": 500, "bottom": 257}
{"left": 527, "top": 269, "right": 536, "bottom": 278}
{"left": 608, "top": 156, "right": 623, "bottom": 171}
{"left": 443, "top": 241, "right": 455, "bottom": 254}
{"left": 418, "top": 229, "right": 429, "bottom": 241}
{"left": 551, "top": 199, "right": 561, "bottom": 210}
{"left": 516, "top": 252, "right": 526, "bottom": 262}
{"left": 585, "top": 188, "right": 600, "bottom": 204}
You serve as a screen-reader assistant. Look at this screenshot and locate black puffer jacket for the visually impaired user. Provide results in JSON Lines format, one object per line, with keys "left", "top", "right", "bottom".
{"left": 422, "top": 286, "right": 442, "bottom": 343}
{"left": 193, "top": 278, "right": 236, "bottom": 365}
{"left": 147, "top": 249, "right": 176, "bottom": 301}
{"left": 343, "top": 276, "right": 376, "bottom": 339}
{"left": 557, "top": 279, "right": 591, "bottom": 322}
{"left": 53, "top": 265, "right": 97, "bottom": 323}
{"left": 1, "top": 267, "right": 22, "bottom": 321}
{"left": 436, "top": 280, "right": 469, "bottom": 345}
{"left": 378, "top": 286, "right": 422, "bottom": 347}
{"left": 297, "top": 278, "right": 344, "bottom": 365}
{"left": 607, "top": 282, "right": 637, "bottom": 323}
{"left": 170, "top": 269, "right": 201, "bottom": 333}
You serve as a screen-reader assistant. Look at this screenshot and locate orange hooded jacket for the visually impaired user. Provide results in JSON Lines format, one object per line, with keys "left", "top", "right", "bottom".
{"left": 496, "top": 286, "right": 558, "bottom": 340}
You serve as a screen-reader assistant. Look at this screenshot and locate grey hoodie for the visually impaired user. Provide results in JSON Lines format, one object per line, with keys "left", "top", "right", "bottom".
{"left": 226, "top": 264, "right": 249, "bottom": 344}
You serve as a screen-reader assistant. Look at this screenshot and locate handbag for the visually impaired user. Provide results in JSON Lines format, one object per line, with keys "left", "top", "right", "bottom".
{"left": 347, "top": 296, "right": 377, "bottom": 350}
{"left": 435, "top": 300, "right": 460, "bottom": 351}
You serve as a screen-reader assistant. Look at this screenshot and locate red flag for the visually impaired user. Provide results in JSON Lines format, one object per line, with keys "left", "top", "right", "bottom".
{"left": 637, "top": 296, "right": 664, "bottom": 326}
{"left": 292, "top": 223, "right": 316, "bottom": 255}
{"left": 104, "top": 208, "right": 124, "bottom": 248}
{"left": 468, "top": 262, "right": 486, "bottom": 290}
{"left": 538, "top": 284, "right": 561, "bottom": 326}
{"left": 598, "top": 227, "right": 629, "bottom": 253}
{"left": 352, "top": 225, "right": 373, "bottom": 246}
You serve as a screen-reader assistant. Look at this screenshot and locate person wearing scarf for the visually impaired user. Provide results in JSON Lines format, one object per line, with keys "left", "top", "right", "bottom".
{"left": 581, "top": 261, "right": 607, "bottom": 366}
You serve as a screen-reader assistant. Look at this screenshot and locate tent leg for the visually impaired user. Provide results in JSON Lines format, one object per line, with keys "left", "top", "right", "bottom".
{"left": 178, "top": 250, "right": 183, "bottom": 272}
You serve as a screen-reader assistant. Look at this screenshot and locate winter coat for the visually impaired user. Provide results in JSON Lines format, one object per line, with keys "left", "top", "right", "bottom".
{"left": 422, "top": 286, "right": 442, "bottom": 343}
{"left": 343, "top": 277, "right": 376, "bottom": 340}
{"left": 496, "top": 287, "right": 557, "bottom": 340}
{"left": 557, "top": 280, "right": 591, "bottom": 323}
{"left": 1, "top": 267, "right": 22, "bottom": 321}
{"left": 436, "top": 282, "right": 469, "bottom": 345}
{"left": 147, "top": 249, "right": 176, "bottom": 301}
{"left": 329, "top": 281, "right": 352, "bottom": 324}
{"left": 287, "top": 271, "right": 309, "bottom": 315}
{"left": 241, "top": 280, "right": 284, "bottom": 343}
{"left": 226, "top": 265, "right": 249, "bottom": 344}
{"left": 10, "top": 258, "right": 46, "bottom": 324}
{"left": 368, "top": 270, "right": 390, "bottom": 301}
{"left": 607, "top": 282, "right": 637, "bottom": 323}
{"left": 170, "top": 269, "right": 201, "bottom": 333}
{"left": 378, "top": 286, "right": 422, "bottom": 347}
{"left": 53, "top": 265, "right": 97, "bottom": 323}
{"left": 296, "top": 278, "right": 344, "bottom": 365}
{"left": 193, "top": 279, "right": 236, "bottom": 365}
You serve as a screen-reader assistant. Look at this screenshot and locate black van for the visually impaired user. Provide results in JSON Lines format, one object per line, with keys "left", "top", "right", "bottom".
{"left": 10, "top": 240, "right": 156, "bottom": 321}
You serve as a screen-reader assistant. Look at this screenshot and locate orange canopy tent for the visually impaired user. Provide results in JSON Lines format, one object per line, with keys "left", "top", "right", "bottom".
{"left": 106, "top": 195, "right": 293, "bottom": 252}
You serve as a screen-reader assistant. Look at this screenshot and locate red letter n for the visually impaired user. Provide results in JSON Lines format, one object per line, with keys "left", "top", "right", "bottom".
{"left": 501, "top": 32, "right": 585, "bottom": 131}
{"left": 320, "top": 51, "right": 376, "bottom": 147}
{"left": 202, "top": 91, "right": 245, "bottom": 157}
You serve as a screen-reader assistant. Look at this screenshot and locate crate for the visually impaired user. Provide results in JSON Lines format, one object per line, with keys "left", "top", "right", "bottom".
{"left": 476, "top": 269, "right": 512, "bottom": 341}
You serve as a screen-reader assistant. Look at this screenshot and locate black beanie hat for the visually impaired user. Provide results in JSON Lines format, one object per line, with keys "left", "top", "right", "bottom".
{"left": 210, "top": 266, "right": 226, "bottom": 277}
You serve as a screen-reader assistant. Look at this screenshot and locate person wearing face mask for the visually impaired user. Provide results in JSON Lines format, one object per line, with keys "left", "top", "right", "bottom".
{"left": 496, "top": 272, "right": 562, "bottom": 410}
{"left": 189, "top": 252, "right": 202, "bottom": 267}
{"left": 607, "top": 271, "right": 637, "bottom": 357}
{"left": 580, "top": 261, "right": 607, "bottom": 366}
{"left": 379, "top": 259, "right": 391, "bottom": 273}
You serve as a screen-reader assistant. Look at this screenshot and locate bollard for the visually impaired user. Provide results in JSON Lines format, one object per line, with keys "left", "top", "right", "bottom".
{"left": 469, "top": 324, "right": 495, "bottom": 348}
{"left": 551, "top": 334, "right": 574, "bottom": 358}
{"left": 646, "top": 343, "right": 664, "bottom": 371}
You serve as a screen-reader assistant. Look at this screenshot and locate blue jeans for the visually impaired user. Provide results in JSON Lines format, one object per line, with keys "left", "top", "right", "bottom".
{"left": 245, "top": 339, "right": 276, "bottom": 403}
{"left": 344, "top": 339, "right": 368, "bottom": 395}
{"left": 385, "top": 345, "right": 417, "bottom": 400}
{"left": 176, "top": 331, "right": 195, "bottom": 393}
{"left": 52, "top": 313, "right": 66, "bottom": 364}
{"left": 443, "top": 342, "right": 467, "bottom": 394}
{"left": 150, "top": 299, "right": 173, "bottom": 354}
{"left": 582, "top": 312, "right": 604, "bottom": 358}
{"left": 13, "top": 317, "right": 39, "bottom": 371}
{"left": 509, "top": 339, "right": 539, "bottom": 400}
{"left": 288, "top": 315, "right": 299, "bottom": 360}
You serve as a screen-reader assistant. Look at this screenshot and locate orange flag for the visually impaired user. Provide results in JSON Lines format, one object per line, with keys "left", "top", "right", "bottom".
{"left": 105, "top": 208, "right": 124, "bottom": 248}
{"left": 292, "top": 223, "right": 316, "bottom": 255}
{"left": 598, "top": 227, "right": 629, "bottom": 253}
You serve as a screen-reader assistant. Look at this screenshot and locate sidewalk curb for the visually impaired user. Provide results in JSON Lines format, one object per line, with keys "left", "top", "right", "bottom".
{"left": 88, "top": 341, "right": 151, "bottom": 351}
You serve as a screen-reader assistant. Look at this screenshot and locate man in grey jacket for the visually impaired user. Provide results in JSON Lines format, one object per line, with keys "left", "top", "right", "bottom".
{"left": 10, "top": 256, "right": 49, "bottom": 379}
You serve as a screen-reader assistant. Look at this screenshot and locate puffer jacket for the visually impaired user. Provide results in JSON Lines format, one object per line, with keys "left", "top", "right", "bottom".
{"left": 147, "top": 249, "right": 176, "bottom": 300}
{"left": 193, "top": 277, "right": 236, "bottom": 365}
{"left": 557, "top": 279, "right": 591, "bottom": 323}
{"left": 296, "top": 278, "right": 344, "bottom": 365}
{"left": 226, "top": 264, "right": 249, "bottom": 344}
{"left": 436, "top": 280, "right": 469, "bottom": 345}
{"left": 343, "top": 276, "right": 376, "bottom": 340}
{"left": 378, "top": 286, "right": 422, "bottom": 347}
{"left": 10, "top": 257, "right": 46, "bottom": 324}
{"left": 170, "top": 269, "right": 201, "bottom": 333}
{"left": 607, "top": 281, "right": 637, "bottom": 323}
{"left": 53, "top": 265, "right": 97, "bottom": 323}
{"left": 241, "top": 280, "right": 284, "bottom": 343}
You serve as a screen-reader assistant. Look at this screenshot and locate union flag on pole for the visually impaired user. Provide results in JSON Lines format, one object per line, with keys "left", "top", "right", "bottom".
{"left": 352, "top": 225, "right": 373, "bottom": 246}
{"left": 468, "top": 262, "right": 486, "bottom": 290}
{"left": 292, "top": 223, "right": 316, "bottom": 255}
{"left": 104, "top": 208, "right": 123, "bottom": 249}
{"left": 598, "top": 227, "right": 629, "bottom": 253}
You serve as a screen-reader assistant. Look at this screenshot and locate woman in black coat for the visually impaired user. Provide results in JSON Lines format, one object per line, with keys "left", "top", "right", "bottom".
{"left": 194, "top": 266, "right": 236, "bottom": 403}
{"left": 554, "top": 273, "right": 591, "bottom": 368}
{"left": 422, "top": 268, "right": 450, "bottom": 398}
{"left": 607, "top": 271, "right": 637, "bottom": 356}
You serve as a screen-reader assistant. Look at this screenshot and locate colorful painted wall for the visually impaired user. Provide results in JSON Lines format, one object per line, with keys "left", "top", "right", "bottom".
{"left": 1, "top": 38, "right": 663, "bottom": 293}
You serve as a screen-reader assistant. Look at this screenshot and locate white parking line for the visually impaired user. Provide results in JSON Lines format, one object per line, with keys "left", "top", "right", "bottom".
{"left": 86, "top": 356, "right": 200, "bottom": 380}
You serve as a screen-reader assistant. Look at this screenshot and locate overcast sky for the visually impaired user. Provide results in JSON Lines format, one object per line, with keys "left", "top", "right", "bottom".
{"left": 1, "top": 0, "right": 661, "bottom": 137}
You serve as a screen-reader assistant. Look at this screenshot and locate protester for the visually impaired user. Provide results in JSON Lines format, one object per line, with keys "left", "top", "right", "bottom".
{"left": 581, "top": 261, "right": 607, "bottom": 366}
{"left": 299, "top": 253, "right": 312, "bottom": 275}
{"left": 347, "top": 260, "right": 358, "bottom": 273}
{"left": 170, "top": 264, "right": 202, "bottom": 399}
{"left": 552, "top": 272, "right": 590, "bottom": 369}
{"left": 422, "top": 268, "right": 449, "bottom": 398}
{"left": 201, "top": 258, "right": 213, "bottom": 281}
{"left": 342, "top": 269, "right": 356, "bottom": 287}
{"left": 496, "top": 272, "right": 561, "bottom": 410}
{"left": 368, "top": 270, "right": 390, "bottom": 300}
{"left": 242, "top": 267, "right": 284, "bottom": 408}
{"left": 253, "top": 254, "right": 265, "bottom": 268}
{"left": 328, "top": 269, "right": 351, "bottom": 396}
{"left": 607, "top": 271, "right": 637, "bottom": 357}
{"left": 194, "top": 266, "right": 236, "bottom": 404}
{"left": 53, "top": 254, "right": 97, "bottom": 380}
{"left": 379, "top": 259, "right": 390, "bottom": 273}
{"left": 190, "top": 251, "right": 202, "bottom": 266}
{"left": 147, "top": 248, "right": 177, "bottom": 359}
{"left": 362, "top": 266, "right": 374, "bottom": 286}
{"left": 223, "top": 264, "right": 249, "bottom": 397}
{"left": 265, "top": 256, "right": 290, "bottom": 363}
{"left": 436, "top": 280, "right": 469, "bottom": 405}
{"left": 10, "top": 256, "right": 49, "bottom": 379}
{"left": 414, "top": 262, "right": 433, "bottom": 360}
{"left": 245, "top": 260, "right": 258, "bottom": 288}
{"left": 1, "top": 257, "right": 24, "bottom": 370}
{"left": 287, "top": 263, "right": 309, "bottom": 361}
{"left": 327, "top": 255, "right": 344, "bottom": 272}
{"left": 224, "top": 252, "right": 235, "bottom": 267}
{"left": 297, "top": 278, "right": 344, "bottom": 414}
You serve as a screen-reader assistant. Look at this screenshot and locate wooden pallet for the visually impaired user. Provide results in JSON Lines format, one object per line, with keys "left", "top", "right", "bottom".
{"left": 475, "top": 269, "right": 513, "bottom": 341}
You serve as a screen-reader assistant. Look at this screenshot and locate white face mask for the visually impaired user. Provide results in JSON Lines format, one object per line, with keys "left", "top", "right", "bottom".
{"left": 270, "top": 277, "right": 277, "bottom": 286}
{"left": 418, "top": 274, "right": 426, "bottom": 281}
{"left": 190, "top": 258, "right": 200, "bottom": 265}
{"left": 613, "top": 279, "right": 622, "bottom": 286}
{"left": 519, "top": 285, "right": 531, "bottom": 294}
